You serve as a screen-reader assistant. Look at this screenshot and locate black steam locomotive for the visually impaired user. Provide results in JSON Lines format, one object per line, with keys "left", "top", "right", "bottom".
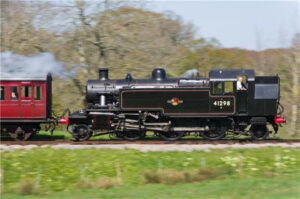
{"left": 59, "top": 68, "right": 285, "bottom": 141}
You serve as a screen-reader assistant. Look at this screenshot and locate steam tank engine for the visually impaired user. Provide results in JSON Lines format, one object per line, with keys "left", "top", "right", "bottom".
{"left": 62, "top": 68, "right": 285, "bottom": 141}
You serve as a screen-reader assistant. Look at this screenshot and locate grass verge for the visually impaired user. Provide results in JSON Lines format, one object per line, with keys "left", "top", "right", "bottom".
{"left": 2, "top": 175, "right": 300, "bottom": 199}
{"left": 1, "top": 147, "right": 299, "bottom": 197}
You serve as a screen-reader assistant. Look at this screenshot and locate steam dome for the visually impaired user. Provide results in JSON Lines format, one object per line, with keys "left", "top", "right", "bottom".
{"left": 152, "top": 68, "right": 166, "bottom": 80}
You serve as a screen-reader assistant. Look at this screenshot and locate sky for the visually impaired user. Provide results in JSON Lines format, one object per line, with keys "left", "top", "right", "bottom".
{"left": 149, "top": 1, "right": 299, "bottom": 50}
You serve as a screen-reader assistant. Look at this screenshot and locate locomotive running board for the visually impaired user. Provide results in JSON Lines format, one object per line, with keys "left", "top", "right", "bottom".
{"left": 113, "top": 123, "right": 209, "bottom": 132}
{"left": 170, "top": 127, "right": 209, "bottom": 131}
{"left": 89, "top": 112, "right": 115, "bottom": 116}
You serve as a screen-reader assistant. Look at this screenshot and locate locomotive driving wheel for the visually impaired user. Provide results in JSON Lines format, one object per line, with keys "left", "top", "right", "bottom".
{"left": 71, "top": 124, "right": 92, "bottom": 141}
{"left": 250, "top": 125, "right": 269, "bottom": 140}
{"left": 123, "top": 131, "right": 145, "bottom": 141}
{"left": 159, "top": 131, "right": 185, "bottom": 141}
{"left": 201, "top": 123, "right": 226, "bottom": 140}
{"left": 109, "top": 132, "right": 125, "bottom": 140}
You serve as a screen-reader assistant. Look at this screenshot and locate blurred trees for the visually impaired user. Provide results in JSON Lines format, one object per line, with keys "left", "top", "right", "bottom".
{"left": 69, "top": 1, "right": 204, "bottom": 80}
{"left": 0, "top": 0, "right": 299, "bottom": 136}
{"left": 287, "top": 33, "right": 300, "bottom": 136}
{"left": 0, "top": 1, "right": 59, "bottom": 54}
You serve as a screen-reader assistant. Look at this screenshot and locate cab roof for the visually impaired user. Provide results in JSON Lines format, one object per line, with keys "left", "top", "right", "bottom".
{"left": 209, "top": 69, "right": 255, "bottom": 81}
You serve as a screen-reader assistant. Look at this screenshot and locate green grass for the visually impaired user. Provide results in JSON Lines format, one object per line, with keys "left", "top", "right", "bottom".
{"left": 1, "top": 147, "right": 300, "bottom": 196}
{"left": 3, "top": 175, "right": 300, "bottom": 199}
{"left": 34, "top": 130, "right": 71, "bottom": 140}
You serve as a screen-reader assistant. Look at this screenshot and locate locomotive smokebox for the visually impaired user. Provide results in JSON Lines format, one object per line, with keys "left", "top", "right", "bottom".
{"left": 99, "top": 68, "right": 109, "bottom": 80}
{"left": 152, "top": 68, "right": 166, "bottom": 81}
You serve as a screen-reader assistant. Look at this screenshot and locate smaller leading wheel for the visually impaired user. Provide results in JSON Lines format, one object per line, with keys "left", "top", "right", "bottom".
{"left": 250, "top": 125, "right": 269, "bottom": 140}
{"left": 159, "top": 131, "right": 185, "bottom": 141}
{"left": 71, "top": 124, "right": 93, "bottom": 141}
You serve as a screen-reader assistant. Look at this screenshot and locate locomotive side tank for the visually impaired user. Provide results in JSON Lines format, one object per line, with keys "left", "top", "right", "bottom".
{"left": 62, "top": 68, "right": 285, "bottom": 141}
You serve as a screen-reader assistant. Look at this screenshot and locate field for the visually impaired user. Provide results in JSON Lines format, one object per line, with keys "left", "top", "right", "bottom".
{"left": 1, "top": 146, "right": 300, "bottom": 199}
{"left": 3, "top": 176, "right": 299, "bottom": 199}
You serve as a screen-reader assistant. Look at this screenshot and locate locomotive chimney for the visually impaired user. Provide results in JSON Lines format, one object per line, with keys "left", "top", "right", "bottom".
{"left": 99, "top": 68, "right": 109, "bottom": 80}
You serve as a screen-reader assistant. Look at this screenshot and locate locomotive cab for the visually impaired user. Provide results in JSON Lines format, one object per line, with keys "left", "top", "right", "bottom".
{"left": 209, "top": 69, "right": 284, "bottom": 139}
{"left": 209, "top": 69, "right": 282, "bottom": 116}
{"left": 209, "top": 69, "right": 255, "bottom": 115}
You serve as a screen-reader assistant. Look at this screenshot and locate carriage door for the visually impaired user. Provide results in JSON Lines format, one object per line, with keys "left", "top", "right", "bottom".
{"left": 20, "top": 83, "right": 34, "bottom": 118}
{"left": 32, "top": 83, "right": 46, "bottom": 118}
{"left": 236, "top": 76, "right": 248, "bottom": 113}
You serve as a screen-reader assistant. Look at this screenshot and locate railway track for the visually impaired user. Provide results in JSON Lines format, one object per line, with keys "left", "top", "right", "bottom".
{"left": 1, "top": 139, "right": 300, "bottom": 146}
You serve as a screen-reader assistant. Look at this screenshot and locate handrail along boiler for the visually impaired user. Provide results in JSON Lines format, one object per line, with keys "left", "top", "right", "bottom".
{"left": 60, "top": 68, "right": 285, "bottom": 141}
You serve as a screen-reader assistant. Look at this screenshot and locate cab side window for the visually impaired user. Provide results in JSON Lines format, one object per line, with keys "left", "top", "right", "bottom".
{"left": 213, "top": 82, "right": 223, "bottom": 95}
{"left": 224, "top": 82, "right": 234, "bottom": 93}
{"left": 0, "top": 86, "right": 4, "bottom": 100}
{"left": 34, "top": 86, "right": 42, "bottom": 100}
{"left": 21, "top": 86, "right": 32, "bottom": 98}
{"left": 10, "top": 86, "right": 18, "bottom": 100}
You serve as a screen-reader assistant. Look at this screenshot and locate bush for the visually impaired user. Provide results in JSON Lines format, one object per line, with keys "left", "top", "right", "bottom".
{"left": 143, "top": 170, "right": 163, "bottom": 184}
{"left": 263, "top": 170, "right": 275, "bottom": 178}
{"left": 95, "top": 177, "right": 121, "bottom": 189}
{"left": 160, "top": 169, "right": 186, "bottom": 185}
{"left": 182, "top": 168, "right": 220, "bottom": 183}
{"left": 76, "top": 179, "right": 94, "bottom": 189}
{"left": 144, "top": 168, "right": 221, "bottom": 185}
{"left": 144, "top": 169, "right": 189, "bottom": 185}
{"left": 15, "top": 178, "right": 41, "bottom": 195}
{"left": 76, "top": 177, "right": 121, "bottom": 190}
{"left": 195, "top": 168, "right": 219, "bottom": 181}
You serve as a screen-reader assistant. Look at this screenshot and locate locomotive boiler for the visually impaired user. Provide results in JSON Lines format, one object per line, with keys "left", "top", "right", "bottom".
{"left": 60, "top": 68, "right": 285, "bottom": 141}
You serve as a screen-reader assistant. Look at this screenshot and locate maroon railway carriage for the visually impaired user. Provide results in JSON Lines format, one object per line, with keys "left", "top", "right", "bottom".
{"left": 0, "top": 74, "right": 52, "bottom": 140}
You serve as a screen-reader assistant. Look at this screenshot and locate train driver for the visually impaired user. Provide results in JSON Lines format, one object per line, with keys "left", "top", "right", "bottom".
{"left": 237, "top": 76, "right": 247, "bottom": 90}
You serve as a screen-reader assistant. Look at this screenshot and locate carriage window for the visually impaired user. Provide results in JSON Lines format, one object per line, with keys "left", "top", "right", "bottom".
{"left": 21, "top": 86, "right": 32, "bottom": 98}
{"left": 0, "top": 86, "right": 4, "bottom": 100}
{"left": 34, "top": 86, "right": 42, "bottom": 100}
{"left": 224, "top": 82, "right": 233, "bottom": 93}
{"left": 213, "top": 82, "right": 223, "bottom": 95}
{"left": 10, "top": 86, "right": 18, "bottom": 100}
